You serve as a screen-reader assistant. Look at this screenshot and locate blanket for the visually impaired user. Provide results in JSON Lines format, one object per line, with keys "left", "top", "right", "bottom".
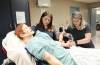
{"left": 68, "top": 46, "right": 100, "bottom": 65}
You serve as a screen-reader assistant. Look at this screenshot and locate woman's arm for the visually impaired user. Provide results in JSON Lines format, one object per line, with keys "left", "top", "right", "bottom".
{"left": 43, "top": 51, "right": 63, "bottom": 65}
{"left": 76, "top": 33, "right": 91, "bottom": 44}
{"left": 59, "top": 32, "right": 74, "bottom": 48}
{"left": 59, "top": 32, "right": 65, "bottom": 42}
{"left": 76, "top": 25, "right": 92, "bottom": 44}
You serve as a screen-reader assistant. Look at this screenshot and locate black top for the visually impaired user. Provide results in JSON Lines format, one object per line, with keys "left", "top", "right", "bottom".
{"left": 65, "top": 25, "right": 94, "bottom": 48}
{"left": 32, "top": 25, "right": 57, "bottom": 40}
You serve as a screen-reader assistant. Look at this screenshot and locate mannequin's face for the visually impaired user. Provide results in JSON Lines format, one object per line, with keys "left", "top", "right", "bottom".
{"left": 20, "top": 24, "right": 34, "bottom": 38}
{"left": 22, "top": 24, "right": 32, "bottom": 34}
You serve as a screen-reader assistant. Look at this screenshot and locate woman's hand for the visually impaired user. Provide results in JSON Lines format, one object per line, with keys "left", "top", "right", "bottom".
{"left": 66, "top": 40, "right": 76, "bottom": 47}
{"left": 59, "top": 42, "right": 71, "bottom": 48}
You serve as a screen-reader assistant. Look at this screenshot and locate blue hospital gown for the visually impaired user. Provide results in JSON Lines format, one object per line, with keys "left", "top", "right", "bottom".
{"left": 26, "top": 30, "right": 77, "bottom": 65}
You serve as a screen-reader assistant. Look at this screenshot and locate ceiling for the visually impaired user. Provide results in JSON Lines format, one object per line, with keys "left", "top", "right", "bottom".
{"left": 72, "top": 0, "right": 100, "bottom": 3}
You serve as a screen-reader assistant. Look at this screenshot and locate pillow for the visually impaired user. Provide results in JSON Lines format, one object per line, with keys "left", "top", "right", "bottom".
{"left": 2, "top": 31, "right": 26, "bottom": 59}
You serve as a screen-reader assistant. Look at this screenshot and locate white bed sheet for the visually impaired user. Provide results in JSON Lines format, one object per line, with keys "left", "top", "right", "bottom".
{"left": 68, "top": 46, "right": 100, "bottom": 65}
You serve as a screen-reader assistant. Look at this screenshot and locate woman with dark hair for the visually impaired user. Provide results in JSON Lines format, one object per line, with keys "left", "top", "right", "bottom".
{"left": 59, "top": 11, "right": 95, "bottom": 48}
{"left": 33, "top": 11, "right": 57, "bottom": 40}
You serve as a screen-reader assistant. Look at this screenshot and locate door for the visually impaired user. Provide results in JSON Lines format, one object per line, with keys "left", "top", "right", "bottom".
{"left": 0, "top": 0, "right": 30, "bottom": 64}
{"left": 0, "top": 0, "right": 13, "bottom": 45}
{"left": 0, "top": 0, "right": 13, "bottom": 64}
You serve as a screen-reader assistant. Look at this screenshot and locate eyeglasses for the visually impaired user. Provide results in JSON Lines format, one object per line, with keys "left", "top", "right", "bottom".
{"left": 73, "top": 17, "right": 82, "bottom": 20}
{"left": 72, "top": 17, "right": 82, "bottom": 22}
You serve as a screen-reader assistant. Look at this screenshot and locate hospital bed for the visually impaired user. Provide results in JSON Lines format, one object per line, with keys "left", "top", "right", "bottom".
{"left": 67, "top": 46, "right": 100, "bottom": 65}
{"left": 2, "top": 31, "right": 100, "bottom": 65}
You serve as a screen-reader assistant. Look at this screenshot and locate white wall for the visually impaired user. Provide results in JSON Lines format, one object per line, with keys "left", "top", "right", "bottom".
{"left": 28, "top": 0, "right": 89, "bottom": 29}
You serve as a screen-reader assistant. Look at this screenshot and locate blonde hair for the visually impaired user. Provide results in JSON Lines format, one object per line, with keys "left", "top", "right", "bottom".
{"left": 69, "top": 11, "right": 87, "bottom": 30}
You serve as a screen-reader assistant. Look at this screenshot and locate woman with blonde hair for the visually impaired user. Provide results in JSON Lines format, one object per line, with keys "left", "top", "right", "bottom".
{"left": 59, "top": 11, "right": 95, "bottom": 48}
